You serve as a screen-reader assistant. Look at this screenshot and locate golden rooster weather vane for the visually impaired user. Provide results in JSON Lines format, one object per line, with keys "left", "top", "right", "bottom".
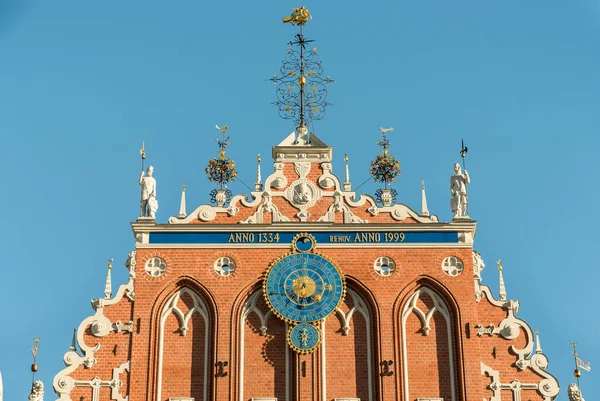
{"left": 282, "top": 7, "right": 312, "bottom": 26}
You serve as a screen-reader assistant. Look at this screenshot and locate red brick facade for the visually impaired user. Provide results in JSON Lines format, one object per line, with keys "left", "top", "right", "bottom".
{"left": 52, "top": 140, "right": 559, "bottom": 401}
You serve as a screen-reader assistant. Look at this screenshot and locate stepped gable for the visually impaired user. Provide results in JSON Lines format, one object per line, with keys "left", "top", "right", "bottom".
{"left": 170, "top": 132, "right": 438, "bottom": 225}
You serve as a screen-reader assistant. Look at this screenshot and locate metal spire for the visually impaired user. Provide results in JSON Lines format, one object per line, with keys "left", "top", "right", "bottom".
{"left": 270, "top": 7, "right": 334, "bottom": 141}
{"left": 31, "top": 338, "right": 40, "bottom": 386}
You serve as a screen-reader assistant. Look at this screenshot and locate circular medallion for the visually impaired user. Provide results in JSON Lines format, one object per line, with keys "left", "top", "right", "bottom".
{"left": 288, "top": 323, "right": 321, "bottom": 354}
{"left": 264, "top": 252, "right": 345, "bottom": 324}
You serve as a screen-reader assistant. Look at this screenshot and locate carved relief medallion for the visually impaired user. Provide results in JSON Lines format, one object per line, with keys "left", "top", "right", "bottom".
{"left": 285, "top": 179, "right": 322, "bottom": 210}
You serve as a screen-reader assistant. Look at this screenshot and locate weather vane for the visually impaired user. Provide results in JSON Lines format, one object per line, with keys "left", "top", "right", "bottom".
{"left": 205, "top": 125, "right": 237, "bottom": 206}
{"left": 370, "top": 127, "right": 401, "bottom": 206}
{"left": 269, "top": 7, "right": 334, "bottom": 143}
{"left": 31, "top": 338, "right": 40, "bottom": 385}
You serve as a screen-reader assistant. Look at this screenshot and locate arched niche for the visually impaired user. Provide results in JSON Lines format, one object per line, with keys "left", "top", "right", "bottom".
{"left": 155, "top": 286, "right": 213, "bottom": 401}
{"left": 399, "top": 285, "right": 459, "bottom": 401}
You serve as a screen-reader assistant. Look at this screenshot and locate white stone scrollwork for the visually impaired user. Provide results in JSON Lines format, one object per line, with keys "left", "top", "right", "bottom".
{"left": 90, "top": 312, "right": 112, "bottom": 338}
{"left": 317, "top": 162, "right": 342, "bottom": 190}
{"left": 112, "top": 321, "right": 134, "bottom": 333}
{"left": 294, "top": 161, "right": 311, "bottom": 178}
{"left": 28, "top": 380, "right": 44, "bottom": 401}
{"left": 473, "top": 251, "right": 485, "bottom": 302}
{"left": 111, "top": 361, "right": 130, "bottom": 401}
{"left": 214, "top": 256, "right": 236, "bottom": 277}
{"left": 197, "top": 206, "right": 217, "bottom": 222}
{"left": 316, "top": 191, "right": 366, "bottom": 223}
{"left": 334, "top": 289, "right": 370, "bottom": 336}
{"left": 441, "top": 256, "right": 464, "bottom": 277}
{"left": 125, "top": 250, "right": 136, "bottom": 301}
{"left": 227, "top": 205, "right": 239, "bottom": 216}
{"left": 241, "top": 192, "right": 290, "bottom": 224}
{"left": 367, "top": 205, "right": 379, "bottom": 216}
{"left": 145, "top": 256, "right": 167, "bottom": 277}
{"left": 402, "top": 288, "right": 456, "bottom": 401}
{"left": 373, "top": 256, "right": 396, "bottom": 277}
{"left": 475, "top": 324, "right": 496, "bottom": 336}
{"left": 568, "top": 383, "right": 584, "bottom": 401}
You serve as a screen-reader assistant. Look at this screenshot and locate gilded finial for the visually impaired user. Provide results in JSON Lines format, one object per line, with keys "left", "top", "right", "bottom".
{"left": 257, "top": 154, "right": 261, "bottom": 163}
{"left": 215, "top": 124, "right": 229, "bottom": 134}
{"left": 497, "top": 259, "right": 502, "bottom": 271}
{"left": 422, "top": 180, "right": 425, "bottom": 190}
{"left": 344, "top": 154, "right": 348, "bottom": 163}
{"left": 282, "top": 7, "right": 312, "bottom": 26}
{"left": 31, "top": 337, "right": 40, "bottom": 383}
{"left": 181, "top": 182, "right": 186, "bottom": 191}
{"left": 107, "top": 258, "right": 114, "bottom": 270}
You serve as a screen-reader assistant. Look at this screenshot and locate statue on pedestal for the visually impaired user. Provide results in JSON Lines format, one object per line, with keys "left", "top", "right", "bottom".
{"left": 450, "top": 162, "right": 470, "bottom": 218}
{"left": 139, "top": 166, "right": 157, "bottom": 218}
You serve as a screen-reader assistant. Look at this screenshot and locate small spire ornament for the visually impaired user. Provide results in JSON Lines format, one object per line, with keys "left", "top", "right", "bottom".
{"left": 497, "top": 259, "right": 507, "bottom": 300}
{"left": 205, "top": 125, "right": 237, "bottom": 206}
{"left": 178, "top": 182, "right": 187, "bottom": 218}
{"left": 421, "top": 180, "right": 430, "bottom": 217}
{"left": 104, "top": 258, "right": 113, "bottom": 299}
{"left": 255, "top": 154, "right": 263, "bottom": 191}
{"left": 370, "top": 127, "right": 401, "bottom": 206}
{"left": 343, "top": 154, "right": 351, "bottom": 191}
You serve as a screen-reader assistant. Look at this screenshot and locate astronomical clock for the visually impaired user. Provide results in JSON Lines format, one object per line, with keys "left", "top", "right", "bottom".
{"left": 263, "top": 233, "right": 345, "bottom": 353}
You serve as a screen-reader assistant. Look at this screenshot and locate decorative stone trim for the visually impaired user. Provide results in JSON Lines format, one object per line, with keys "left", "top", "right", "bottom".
{"left": 441, "top": 256, "right": 464, "bottom": 277}
{"left": 156, "top": 288, "right": 210, "bottom": 401}
{"left": 373, "top": 256, "right": 396, "bottom": 277}
{"left": 214, "top": 256, "right": 236, "bottom": 277}
{"left": 401, "top": 288, "right": 456, "bottom": 401}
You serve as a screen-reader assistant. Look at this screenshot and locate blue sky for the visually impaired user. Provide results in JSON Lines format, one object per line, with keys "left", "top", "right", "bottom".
{"left": 0, "top": 1, "right": 598, "bottom": 400}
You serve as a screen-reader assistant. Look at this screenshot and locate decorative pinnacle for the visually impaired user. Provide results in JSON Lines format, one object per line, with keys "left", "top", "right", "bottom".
{"left": 206, "top": 125, "right": 237, "bottom": 190}
{"left": 421, "top": 180, "right": 430, "bottom": 217}
{"left": 370, "top": 126, "right": 401, "bottom": 187}
{"left": 104, "top": 258, "right": 114, "bottom": 299}
{"left": 69, "top": 329, "right": 77, "bottom": 352}
{"left": 535, "top": 330, "right": 542, "bottom": 354}
{"left": 497, "top": 259, "right": 507, "bottom": 300}
{"left": 269, "top": 9, "right": 334, "bottom": 130}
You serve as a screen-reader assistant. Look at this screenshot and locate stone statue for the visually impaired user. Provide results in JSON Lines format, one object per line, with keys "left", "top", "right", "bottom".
{"left": 28, "top": 380, "right": 44, "bottom": 401}
{"left": 139, "top": 166, "right": 157, "bottom": 218}
{"left": 568, "top": 383, "right": 585, "bottom": 401}
{"left": 450, "top": 163, "right": 470, "bottom": 218}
